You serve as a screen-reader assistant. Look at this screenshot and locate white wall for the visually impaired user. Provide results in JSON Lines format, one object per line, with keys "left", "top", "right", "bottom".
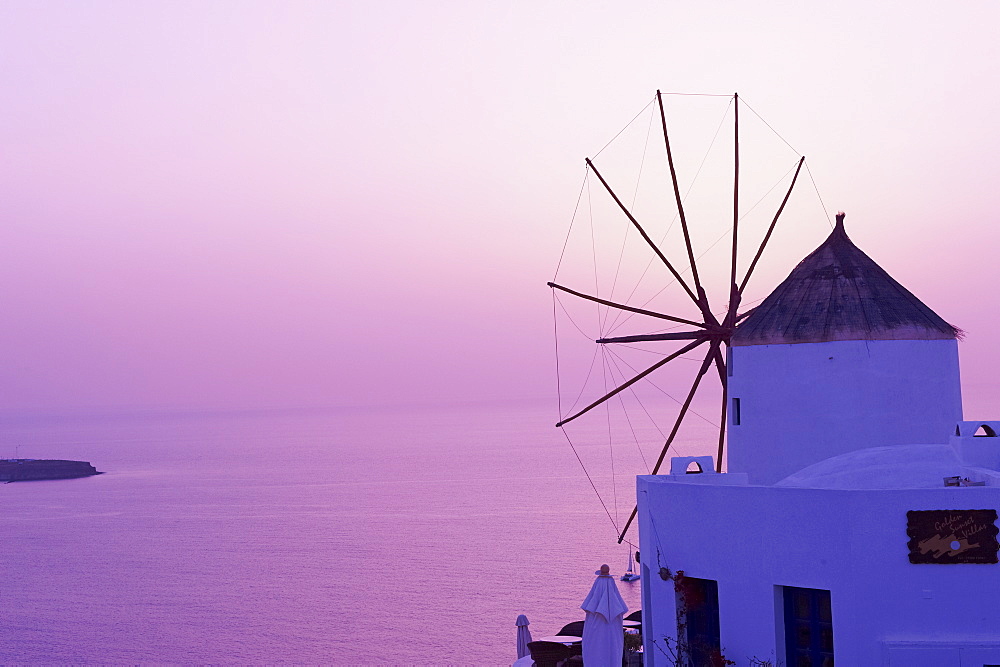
{"left": 637, "top": 475, "right": 1000, "bottom": 666}
{"left": 727, "top": 339, "right": 963, "bottom": 485}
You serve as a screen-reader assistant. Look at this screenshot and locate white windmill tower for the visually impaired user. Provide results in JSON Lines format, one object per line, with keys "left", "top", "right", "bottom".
{"left": 633, "top": 213, "right": 1000, "bottom": 667}
{"left": 727, "top": 212, "right": 963, "bottom": 485}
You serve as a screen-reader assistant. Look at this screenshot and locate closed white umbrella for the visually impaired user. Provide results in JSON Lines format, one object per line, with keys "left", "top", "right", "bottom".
{"left": 581, "top": 564, "right": 628, "bottom": 667}
{"left": 515, "top": 614, "right": 532, "bottom": 659}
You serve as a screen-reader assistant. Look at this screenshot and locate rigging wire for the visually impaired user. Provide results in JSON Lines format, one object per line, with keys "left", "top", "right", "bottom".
{"left": 606, "top": 156, "right": 800, "bottom": 336}
{"left": 659, "top": 92, "right": 734, "bottom": 97}
{"left": 740, "top": 97, "right": 801, "bottom": 156}
{"left": 552, "top": 294, "right": 603, "bottom": 415}
{"left": 563, "top": 344, "right": 682, "bottom": 548}
{"left": 742, "top": 99, "right": 837, "bottom": 233}
{"left": 588, "top": 161, "right": 624, "bottom": 525}
{"left": 558, "top": 281, "right": 714, "bottom": 427}
{"left": 805, "top": 160, "right": 835, "bottom": 229}
{"left": 567, "top": 349, "right": 601, "bottom": 416}
{"left": 553, "top": 169, "right": 591, "bottom": 281}
{"left": 557, "top": 292, "right": 702, "bottom": 481}
{"left": 626, "top": 294, "right": 768, "bottom": 338}
{"left": 592, "top": 95, "right": 656, "bottom": 159}
{"left": 740, "top": 98, "right": 836, "bottom": 234}
{"left": 618, "top": 385, "right": 652, "bottom": 473}
{"left": 589, "top": 170, "right": 620, "bottom": 524}
{"left": 617, "top": 375, "right": 670, "bottom": 447}
{"left": 560, "top": 427, "right": 621, "bottom": 535}
{"left": 602, "top": 100, "right": 658, "bottom": 334}
{"left": 616, "top": 345, "right": 707, "bottom": 359}
{"left": 558, "top": 331, "right": 667, "bottom": 546}
{"left": 550, "top": 92, "right": 839, "bottom": 551}
{"left": 630, "top": 104, "right": 657, "bottom": 210}
{"left": 553, "top": 291, "right": 564, "bottom": 420}
{"left": 556, "top": 298, "right": 633, "bottom": 546}
{"left": 601, "top": 96, "right": 823, "bottom": 336}
{"left": 588, "top": 172, "right": 600, "bottom": 313}
{"left": 603, "top": 347, "right": 651, "bottom": 470}
{"left": 570, "top": 95, "right": 831, "bottom": 339}
{"left": 553, "top": 292, "right": 597, "bottom": 341}
{"left": 602, "top": 348, "right": 688, "bottom": 467}
{"left": 555, "top": 287, "right": 625, "bottom": 543}
{"left": 604, "top": 97, "right": 735, "bottom": 334}
{"left": 606, "top": 346, "right": 719, "bottom": 427}
{"left": 600, "top": 346, "right": 620, "bottom": 524}
{"left": 623, "top": 382, "right": 671, "bottom": 445}
{"left": 558, "top": 288, "right": 694, "bottom": 539}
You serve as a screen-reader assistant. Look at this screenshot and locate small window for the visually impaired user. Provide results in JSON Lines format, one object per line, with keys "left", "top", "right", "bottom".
{"left": 975, "top": 424, "right": 997, "bottom": 437}
{"left": 726, "top": 346, "right": 733, "bottom": 377}
{"left": 685, "top": 461, "right": 703, "bottom": 474}
{"left": 732, "top": 398, "right": 741, "bottom": 426}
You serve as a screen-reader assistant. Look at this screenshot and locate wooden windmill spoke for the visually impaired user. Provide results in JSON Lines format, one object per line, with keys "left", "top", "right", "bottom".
{"left": 648, "top": 345, "right": 716, "bottom": 476}
{"left": 726, "top": 93, "right": 741, "bottom": 328}
{"left": 596, "top": 330, "right": 704, "bottom": 344}
{"left": 617, "top": 342, "right": 717, "bottom": 543}
{"left": 556, "top": 338, "right": 705, "bottom": 428}
{"left": 584, "top": 157, "right": 700, "bottom": 308}
{"left": 617, "top": 507, "right": 640, "bottom": 545}
{"left": 711, "top": 343, "right": 728, "bottom": 473}
{"left": 738, "top": 155, "right": 806, "bottom": 296}
{"left": 552, "top": 92, "right": 803, "bottom": 546}
{"left": 548, "top": 282, "right": 706, "bottom": 328}
{"left": 656, "top": 90, "right": 706, "bottom": 312}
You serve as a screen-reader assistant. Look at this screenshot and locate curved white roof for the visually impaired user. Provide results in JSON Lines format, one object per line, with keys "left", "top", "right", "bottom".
{"left": 775, "top": 444, "right": 1000, "bottom": 490}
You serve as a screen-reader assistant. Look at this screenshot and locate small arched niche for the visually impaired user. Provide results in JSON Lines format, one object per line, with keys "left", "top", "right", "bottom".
{"left": 669, "top": 455, "right": 715, "bottom": 475}
{"left": 974, "top": 424, "right": 998, "bottom": 437}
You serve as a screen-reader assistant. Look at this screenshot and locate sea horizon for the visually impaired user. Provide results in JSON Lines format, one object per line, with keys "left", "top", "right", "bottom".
{"left": 1, "top": 397, "right": 671, "bottom": 664}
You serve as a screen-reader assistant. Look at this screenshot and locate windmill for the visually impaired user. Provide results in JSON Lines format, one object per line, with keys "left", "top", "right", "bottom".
{"left": 548, "top": 91, "right": 809, "bottom": 544}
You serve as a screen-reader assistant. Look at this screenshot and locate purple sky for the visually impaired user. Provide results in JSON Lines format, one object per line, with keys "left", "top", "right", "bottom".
{"left": 1, "top": 2, "right": 999, "bottom": 413}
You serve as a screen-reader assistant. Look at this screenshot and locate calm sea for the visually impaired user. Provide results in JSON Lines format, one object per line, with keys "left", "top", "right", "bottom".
{"left": 0, "top": 400, "right": 717, "bottom": 664}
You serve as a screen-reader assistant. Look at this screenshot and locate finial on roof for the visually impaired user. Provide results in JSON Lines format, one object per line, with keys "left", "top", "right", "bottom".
{"left": 835, "top": 211, "right": 846, "bottom": 229}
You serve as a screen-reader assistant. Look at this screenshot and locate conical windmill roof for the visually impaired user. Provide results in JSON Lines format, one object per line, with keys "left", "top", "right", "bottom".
{"left": 732, "top": 214, "right": 959, "bottom": 346}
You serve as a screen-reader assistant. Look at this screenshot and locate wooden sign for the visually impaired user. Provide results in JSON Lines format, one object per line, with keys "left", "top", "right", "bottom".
{"left": 907, "top": 510, "right": 999, "bottom": 564}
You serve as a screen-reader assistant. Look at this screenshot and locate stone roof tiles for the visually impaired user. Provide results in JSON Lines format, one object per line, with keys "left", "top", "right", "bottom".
{"left": 732, "top": 214, "right": 958, "bottom": 346}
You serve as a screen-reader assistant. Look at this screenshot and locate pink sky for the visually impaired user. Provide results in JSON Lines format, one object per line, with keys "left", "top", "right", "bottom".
{"left": 1, "top": 2, "right": 999, "bottom": 413}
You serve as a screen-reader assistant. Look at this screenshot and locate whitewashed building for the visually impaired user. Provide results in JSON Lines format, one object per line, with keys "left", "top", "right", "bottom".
{"left": 637, "top": 218, "right": 1000, "bottom": 666}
